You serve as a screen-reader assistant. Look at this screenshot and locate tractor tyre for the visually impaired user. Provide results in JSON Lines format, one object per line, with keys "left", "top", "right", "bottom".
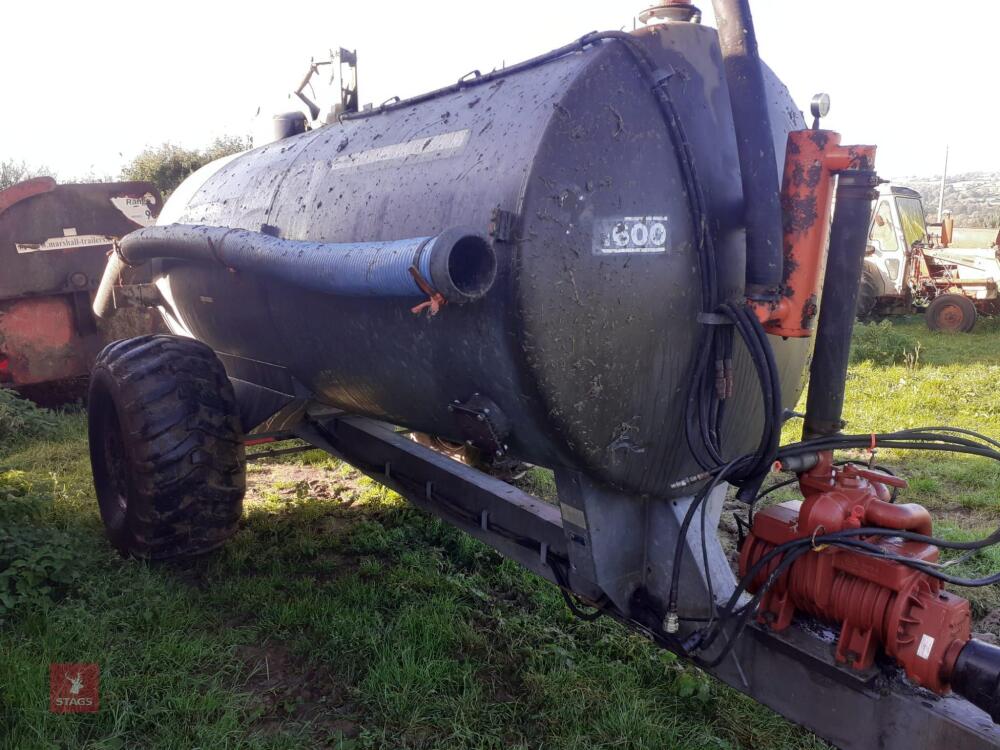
{"left": 926, "top": 293, "right": 978, "bottom": 333}
{"left": 88, "top": 334, "right": 246, "bottom": 559}
{"left": 856, "top": 262, "right": 883, "bottom": 320}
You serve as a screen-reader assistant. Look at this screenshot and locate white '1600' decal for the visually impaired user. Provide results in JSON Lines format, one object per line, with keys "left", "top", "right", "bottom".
{"left": 594, "top": 216, "right": 669, "bottom": 254}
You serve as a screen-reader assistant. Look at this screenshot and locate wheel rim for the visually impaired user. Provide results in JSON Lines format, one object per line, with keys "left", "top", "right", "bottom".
{"left": 936, "top": 302, "right": 965, "bottom": 331}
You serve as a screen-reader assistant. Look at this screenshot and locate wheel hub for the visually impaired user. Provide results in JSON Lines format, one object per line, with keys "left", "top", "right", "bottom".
{"left": 939, "top": 303, "right": 964, "bottom": 331}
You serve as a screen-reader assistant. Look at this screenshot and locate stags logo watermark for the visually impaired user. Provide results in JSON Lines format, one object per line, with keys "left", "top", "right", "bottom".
{"left": 50, "top": 663, "right": 99, "bottom": 713}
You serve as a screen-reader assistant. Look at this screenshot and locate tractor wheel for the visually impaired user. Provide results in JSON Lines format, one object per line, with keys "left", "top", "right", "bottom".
{"left": 88, "top": 334, "right": 246, "bottom": 559}
{"left": 855, "top": 262, "right": 883, "bottom": 320}
{"left": 926, "top": 293, "right": 978, "bottom": 333}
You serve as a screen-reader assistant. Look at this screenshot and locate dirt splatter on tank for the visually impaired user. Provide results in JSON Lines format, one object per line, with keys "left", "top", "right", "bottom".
{"left": 144, "top": 24, "right": 807, "bottom": 496}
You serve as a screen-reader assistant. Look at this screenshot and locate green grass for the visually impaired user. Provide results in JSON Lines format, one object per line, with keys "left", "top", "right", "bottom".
{"left": 0, "top": 414, "right": 819, "bottom": 750}
{"left": 0, "top": 315, "right": 998, "bottom": 748}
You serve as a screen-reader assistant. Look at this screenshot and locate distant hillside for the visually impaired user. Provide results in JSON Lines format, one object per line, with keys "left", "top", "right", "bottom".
{"left": 893, "top": 171, "right": 1000, "bottom": 228}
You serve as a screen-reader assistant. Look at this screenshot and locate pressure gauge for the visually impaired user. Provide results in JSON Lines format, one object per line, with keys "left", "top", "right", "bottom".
{"left": 810, "top": 93, "right": 831, "bottom": 129}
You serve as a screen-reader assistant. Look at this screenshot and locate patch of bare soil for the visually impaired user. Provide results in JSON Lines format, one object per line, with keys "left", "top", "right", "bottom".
{"left": 720, "top": 497, "right": 746, "bottom": 567}
{"left": 974, "top": 610, "right": 1000, "bottom": 643}
{"left": 246, "top": 462, "right": 359, "bottom": 505}
{"left": 237, "top": 641, "right": 360, "bottom": 744}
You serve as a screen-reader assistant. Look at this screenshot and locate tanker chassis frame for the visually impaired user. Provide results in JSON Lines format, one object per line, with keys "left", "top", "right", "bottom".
{"left": 267, "top": 412, "right": 998, "bottom": 750}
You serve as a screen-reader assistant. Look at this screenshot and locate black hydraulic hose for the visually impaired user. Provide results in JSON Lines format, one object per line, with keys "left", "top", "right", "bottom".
{"left": 787, "top": 441, "right": 1000, "bottom": 460}
{"left": 820, "top": 525, "right": 1000, "bottom": 552}
{"left": 686, "top": 326, "right": 726, "bottom": 468}
{"left": 667, "top": 461, "right": 739, "bottom": 621}
{"left": 826, "top": 540, "right": 1000, "bottom": 587}
{"left": 711, "top": 0, "right": 784, "bottom": 295}
{"left": 903, "top": 425, "right": 1000, "bottom": 451}
{"left": 695, "top": 545, "right": 812, "bottom": 668}
{"left": 684, "top": 303, "right": 782, "bottom": 484}
{"left": 729, "top": 303, "right": 782, "bottom": 479}
{"left": 596, "top": 30, "right": 718, "bottom": 309}
{"left": 778, "top": 432, "right": 1000, "bottom": 462}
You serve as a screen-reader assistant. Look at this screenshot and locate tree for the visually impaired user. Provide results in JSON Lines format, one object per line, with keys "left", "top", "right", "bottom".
{"left": 120, "top": 135, "right": 250, "bottom": 198}
{"left": 0, "top": 158, "right": 52, "bottom": 191}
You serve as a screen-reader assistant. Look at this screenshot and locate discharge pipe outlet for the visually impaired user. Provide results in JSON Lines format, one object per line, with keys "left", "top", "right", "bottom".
{"left": 94, "top": 224, "right": 496, "bottom": 319}
{"left": 711, "top": 0, "right": 784, "bottom": 296}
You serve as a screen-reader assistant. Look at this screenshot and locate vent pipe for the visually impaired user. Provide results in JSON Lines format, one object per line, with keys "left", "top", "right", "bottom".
{"left": 711, "top": 0, "right": 784, "bottom": 298}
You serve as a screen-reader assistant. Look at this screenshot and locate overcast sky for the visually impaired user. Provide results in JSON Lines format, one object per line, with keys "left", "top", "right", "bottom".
{"left": 3, "top": 1, "right": 994, "bottom": 182}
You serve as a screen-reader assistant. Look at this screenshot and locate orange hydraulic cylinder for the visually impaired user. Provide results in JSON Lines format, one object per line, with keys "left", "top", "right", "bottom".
{"left": 752, "top": 131, "right": 876, "bottom": 337}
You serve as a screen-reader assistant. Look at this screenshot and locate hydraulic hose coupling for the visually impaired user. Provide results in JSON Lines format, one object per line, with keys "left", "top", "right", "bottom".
{"left": 740, "top": 451, "right": 1000, "bottom": 721}
{"left": 664, "top": 610, "right": 680, "bottom": 634}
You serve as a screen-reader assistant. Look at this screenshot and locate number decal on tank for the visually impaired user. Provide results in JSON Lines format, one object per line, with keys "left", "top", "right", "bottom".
{"left": 593, "top": 216, "right": 669, "bottom": 254}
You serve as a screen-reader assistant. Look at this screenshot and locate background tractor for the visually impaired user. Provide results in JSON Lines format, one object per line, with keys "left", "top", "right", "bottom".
{"left": 859, "top": 184, "right": 1000, "bottom": 331}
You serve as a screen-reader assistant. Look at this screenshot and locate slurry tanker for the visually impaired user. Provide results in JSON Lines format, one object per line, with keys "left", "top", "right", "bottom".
{"left": 87, "top": 2, "right": 1000, "bottom": 746}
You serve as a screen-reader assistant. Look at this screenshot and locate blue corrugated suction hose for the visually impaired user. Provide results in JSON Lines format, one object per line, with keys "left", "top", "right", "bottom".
{"left": 93, "top": 223, "right": 496, "bottom": 319}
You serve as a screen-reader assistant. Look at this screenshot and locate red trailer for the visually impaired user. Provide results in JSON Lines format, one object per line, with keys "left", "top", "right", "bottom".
{"left": 0, "top": 177, "right": 163, "bottom": 397}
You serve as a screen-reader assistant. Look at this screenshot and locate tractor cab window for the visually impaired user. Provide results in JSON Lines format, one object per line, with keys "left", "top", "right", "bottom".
{"left": 896, "top": 196, "right": 928, "bottom": 248}
{"left": 870, "top": 200, "right": 899, "bottom": 253}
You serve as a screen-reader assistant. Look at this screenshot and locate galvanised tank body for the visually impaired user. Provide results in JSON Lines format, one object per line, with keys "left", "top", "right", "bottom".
{"left": 156, "top": 23, "right": 809, "bottom": 497}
